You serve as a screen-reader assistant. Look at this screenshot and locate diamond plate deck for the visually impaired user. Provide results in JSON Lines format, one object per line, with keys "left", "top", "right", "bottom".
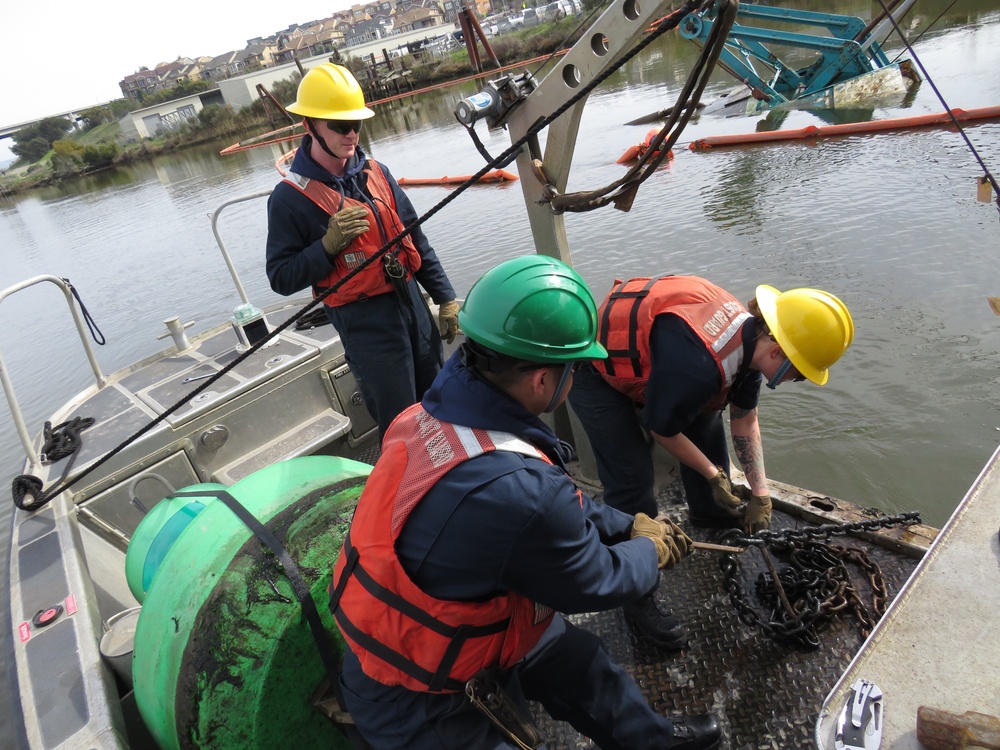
{"left": 533, "top": 473, "right": 920, "bottom": 750}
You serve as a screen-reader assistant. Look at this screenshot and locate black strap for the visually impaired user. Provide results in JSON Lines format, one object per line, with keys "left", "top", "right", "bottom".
{"left": 330, "top": 535, "right": 510, "bottom": 693}
{"left": 601, "top": 277, "right": 661, "bottom": 377}
{"left": 173, "top": 489, "right": 346, "bottom": 709}
{"left": 63, "top": 278, "right": 106, "bottom": 345}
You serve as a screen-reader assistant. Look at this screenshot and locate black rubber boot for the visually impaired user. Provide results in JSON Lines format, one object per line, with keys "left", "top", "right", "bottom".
{"left": 622, "top": 592, "right": 687, "bottom": 650}
{"left": 665, "top": 714, "right": 722, "bottom": 749}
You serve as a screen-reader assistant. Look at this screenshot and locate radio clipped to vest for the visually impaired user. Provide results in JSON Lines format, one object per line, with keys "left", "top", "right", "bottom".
{"left": 465, "top": 668, "right": 544, "bottom": 749}
{"left": 383, "top": 250, "right": 408, "bottom": 299}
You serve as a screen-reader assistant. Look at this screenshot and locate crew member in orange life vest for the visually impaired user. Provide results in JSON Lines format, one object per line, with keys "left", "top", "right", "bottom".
{"left": 329, "top": 256, "right": 722, "bottom": 750}
{"left": 265, "top": 63, "right": 460, "bottom": 441}
{"left": 568, "top": 275, "right": 855, "bottom": 533}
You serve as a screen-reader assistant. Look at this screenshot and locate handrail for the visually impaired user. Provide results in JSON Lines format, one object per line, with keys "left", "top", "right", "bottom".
{"left": 2, "top": 192, "right": 275, "bottom": 467}
{"left": 209, "top": 189, "right": 273, "bottom": 305}
{"left": 0, "top": 275, "right": 107, "bottom": 465}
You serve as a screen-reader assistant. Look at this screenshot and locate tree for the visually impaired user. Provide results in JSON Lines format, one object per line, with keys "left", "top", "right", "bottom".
{"left": 11, "top": 136, "right": 51, "bottom": 162}
{"left": 79, "top": 105, "right": 112, "bottom": 130}
{"left": 11, "top": 116, "right": 73, "bottom": 162}
{"left": 50, "top": 140, "right": 86, "bottom": 178}
{"left": 36, "top": 117, "right": 74, "bottom": 143}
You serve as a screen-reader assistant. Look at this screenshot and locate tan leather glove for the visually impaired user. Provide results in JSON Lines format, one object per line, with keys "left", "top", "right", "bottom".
{"left": 732, "top": 483, "right": 753, "bottom": 503}
{"left": 707, "top": 467, "right": 744, "bottom": 517}
{"left": 657, "top": 515, "right": 693, "bottom": 559}
{"left": 631, "top": 513, "right": 693, "bottom": 570}
{"left": 437, "top": 299, "right": 460, "bottom": 344}
{"left": 744, "top": 494, "right": 772, "bottom": 535}
{"left": 321, "top": 206, "right": 370, "bottom": 256}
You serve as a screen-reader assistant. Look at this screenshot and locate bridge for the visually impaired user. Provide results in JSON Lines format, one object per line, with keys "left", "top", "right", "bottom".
{"left": 0, "top": 109, "right": 87, "bottom": 142}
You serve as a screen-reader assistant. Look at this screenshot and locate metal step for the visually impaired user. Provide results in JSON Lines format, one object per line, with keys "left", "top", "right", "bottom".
{"left": 212, "top": 410, "right": 352, "bottom": 485}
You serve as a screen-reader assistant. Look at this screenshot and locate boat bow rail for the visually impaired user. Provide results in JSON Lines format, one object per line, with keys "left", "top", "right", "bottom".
{"left": 4, "top": 193, "right": 381, "bottom": 750}
{"left": 0, "top": 275, "right": 107, "bottom": 468}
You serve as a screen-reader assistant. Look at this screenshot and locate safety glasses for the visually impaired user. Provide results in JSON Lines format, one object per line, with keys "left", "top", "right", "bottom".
{"left": 326, "top": 120, "right": 362, "bottom": 135}
{"left": 766, "top": 357, "right": 806, "bottom": 390}
{"left": 517, "top": 361, "right": 582, "bottom": 374}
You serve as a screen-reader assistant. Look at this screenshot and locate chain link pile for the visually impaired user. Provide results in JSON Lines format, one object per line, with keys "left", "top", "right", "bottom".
{"left": 717, "top": 512, "right": 920, "bottom": 649}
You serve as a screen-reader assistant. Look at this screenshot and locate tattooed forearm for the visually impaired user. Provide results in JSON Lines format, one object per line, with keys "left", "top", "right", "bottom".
{"left": 730, "top": 405, "right": 755, "bottom": 420}
{"left": 732, "top": 433, "right": 765, "bottom": 491}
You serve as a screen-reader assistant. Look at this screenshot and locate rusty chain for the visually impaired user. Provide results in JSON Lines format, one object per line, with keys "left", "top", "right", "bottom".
{"left": 717, "top": 512, "right": 920, "bottom": 650}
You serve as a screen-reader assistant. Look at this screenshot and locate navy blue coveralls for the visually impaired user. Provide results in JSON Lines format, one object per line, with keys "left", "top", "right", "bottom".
{"left": 265, "top": 136, "right": 456, "bottom": 440}
{"left": 568, "top": 314, "right": 762, "bottom": 522}
{"left": 338, "top": 353, "right": 682, "bottom": 749}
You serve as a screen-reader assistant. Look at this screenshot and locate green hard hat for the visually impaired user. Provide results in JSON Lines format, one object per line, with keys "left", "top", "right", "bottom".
{"left": 458, "top": 255, "right": 608, "bottom": 363}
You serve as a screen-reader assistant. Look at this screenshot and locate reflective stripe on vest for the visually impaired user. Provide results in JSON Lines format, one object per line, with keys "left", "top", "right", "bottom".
{"left": 284, "top": 163, "right": 423, "bottom": 306}
{"left": 595, "top": 275, "right": 751, "bottom": 405}
{"left": 329, "top": 404, "right": 555, "bottom": 693}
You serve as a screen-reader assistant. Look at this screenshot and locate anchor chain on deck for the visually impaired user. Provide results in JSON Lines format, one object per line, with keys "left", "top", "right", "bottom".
{"left": 717, "top": 512, "right": 920, "bottom": 649}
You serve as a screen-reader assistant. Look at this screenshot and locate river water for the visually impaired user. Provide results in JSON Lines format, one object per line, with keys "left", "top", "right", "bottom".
{"left": 3, "top": 0, "right": 1000, "bottom": 743}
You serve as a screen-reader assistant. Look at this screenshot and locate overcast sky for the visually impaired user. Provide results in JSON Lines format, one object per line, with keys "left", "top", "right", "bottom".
{"left": 1, "top": 1, "right": 352, "bottom": 163}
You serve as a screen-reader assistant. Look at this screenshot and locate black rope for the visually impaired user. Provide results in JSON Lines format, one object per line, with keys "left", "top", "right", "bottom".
{"left": 547, "top": 0, "right": 736, "bottom": 213}
{"left": 64, "top": 277, "right": 106, "bottom": 345}
{"left": 294, "top": 307, "right": 333, "bottom": 330}
{"left": 875, "top": 0, "right": 1000, "bottom": 219}
{"left": 11, "top": 0, "right": 714, "bottom": 511}
{"left": 887, "top": 1, "right": 957, "bottom": 64}
{"left": 12, "top": 417, "right": 94, "bottom": 511}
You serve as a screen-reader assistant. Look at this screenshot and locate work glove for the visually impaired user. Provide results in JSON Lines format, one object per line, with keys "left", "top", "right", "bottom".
{"left": 321, "top": 206, "right": 370, "bottom": 257}
{"left": 631, "top": 513, "right": 693, "bottom": 570}
{"left": 707, "top": 467, "right": 745, "bottom": 517}
{"left": 732, "top": 483, "right": 753, "bottom": 503}
{"left": 744, "top": 494, "right": 772, "bottom": 535}
{"left": 437, "top": 299, "right": 461, "bottom": 344}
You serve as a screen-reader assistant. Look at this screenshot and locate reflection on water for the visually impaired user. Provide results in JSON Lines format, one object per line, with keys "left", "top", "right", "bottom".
{"left": 3, "top": 1, "right": 1000, "bottom": 741}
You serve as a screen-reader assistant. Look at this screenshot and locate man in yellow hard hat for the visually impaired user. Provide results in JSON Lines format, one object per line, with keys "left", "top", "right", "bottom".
{"left": 567, "top": 275, "right": 853, "bottom": 645}
{"left": 265, "top": 63, "right": 461, "bottom": 441}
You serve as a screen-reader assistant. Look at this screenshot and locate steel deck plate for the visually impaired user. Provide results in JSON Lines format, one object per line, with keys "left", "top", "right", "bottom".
{"left": 532, "top": 476, "right": 919, "bottom": 750}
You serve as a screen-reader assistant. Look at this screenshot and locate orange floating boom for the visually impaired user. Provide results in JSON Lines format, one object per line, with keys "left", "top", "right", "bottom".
{"left": 689, "top": 105, "right": 1000, "bottom": 150}
{"left": 617, "top": 128, "right": 675, "bottom": 164}
{"left": 397, "top": 169, "right": 519, "bottom": 186}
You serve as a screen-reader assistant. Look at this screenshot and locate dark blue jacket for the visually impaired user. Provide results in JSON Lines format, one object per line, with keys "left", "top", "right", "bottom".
{"left": 265, "top": 136, "right": 455, "bottom": 304}
{"left": 397, "top": 352, "right": 660, "bottom": 613}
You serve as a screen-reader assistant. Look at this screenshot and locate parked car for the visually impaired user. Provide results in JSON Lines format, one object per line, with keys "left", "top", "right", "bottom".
{"left": 481, "top": 13, "right": 512, "bottom": 36}
{"left": 510, "top": 7, "right": 539, "bottom": 27}
{"left": 539, "top": 1, "right": 567, "bottom": 22}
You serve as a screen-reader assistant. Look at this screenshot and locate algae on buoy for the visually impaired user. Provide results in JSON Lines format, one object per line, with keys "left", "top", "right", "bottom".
{"left": 132, "top": 456, "right": 371, "bottom": 750}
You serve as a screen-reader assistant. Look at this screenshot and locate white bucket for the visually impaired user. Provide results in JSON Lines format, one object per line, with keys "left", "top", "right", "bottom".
{"left": 99, "top": 607, "right": 141, "bottom": 686}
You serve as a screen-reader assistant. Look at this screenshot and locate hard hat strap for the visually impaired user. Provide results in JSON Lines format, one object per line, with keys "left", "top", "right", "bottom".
{"left": 306, "top": 119, "right": 342, "bottom": 162}
{"left": 766, "top": 358, "right": 794, "bottom": 390}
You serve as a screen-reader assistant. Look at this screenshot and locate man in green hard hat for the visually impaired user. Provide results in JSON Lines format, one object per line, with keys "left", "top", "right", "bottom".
{"left": 330, "top": 255, "right": 721, "bottom": 749}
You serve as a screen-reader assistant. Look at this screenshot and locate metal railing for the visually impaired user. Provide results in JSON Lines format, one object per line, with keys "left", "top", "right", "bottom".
{"left": 0, "top": 275, "right": 107, "bottom": 466}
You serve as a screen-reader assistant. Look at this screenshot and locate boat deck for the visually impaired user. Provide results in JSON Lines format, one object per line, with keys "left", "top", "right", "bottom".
{"left": 26, "top": 303, "right": 377, "bottom": 549}
{"left": 815, "top": 444, "right": 1000, "bottom": 749}
{"left": 534, "top": 469, "right": 929, "bottom": 750}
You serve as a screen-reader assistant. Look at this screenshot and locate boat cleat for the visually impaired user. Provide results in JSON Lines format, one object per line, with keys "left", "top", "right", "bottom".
{"left": 835, "top": 678, "right": 883, "bottom": 750}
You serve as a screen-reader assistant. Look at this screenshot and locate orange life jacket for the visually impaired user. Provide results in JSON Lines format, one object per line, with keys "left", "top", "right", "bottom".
{"left": 595, "top": 276, "right": 752, "bottom": 408}
{"left": 284, "top": 162, "right": 423, "bottom": 306}
{"left": 329, "top": 404, "right": 556, "bottom": 693}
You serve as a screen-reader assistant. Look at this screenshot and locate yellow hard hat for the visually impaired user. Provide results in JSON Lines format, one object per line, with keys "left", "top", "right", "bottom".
{"left": 755, "top": 285, "right": 854, "bottom": 385}
{"left": 286, "top": 63, "right": 375, "bottom": 121}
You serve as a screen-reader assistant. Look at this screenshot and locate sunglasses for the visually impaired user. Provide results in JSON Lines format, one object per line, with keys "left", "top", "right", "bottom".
{"left": 326, "top": 120, "right": 362, "bottom": 135}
